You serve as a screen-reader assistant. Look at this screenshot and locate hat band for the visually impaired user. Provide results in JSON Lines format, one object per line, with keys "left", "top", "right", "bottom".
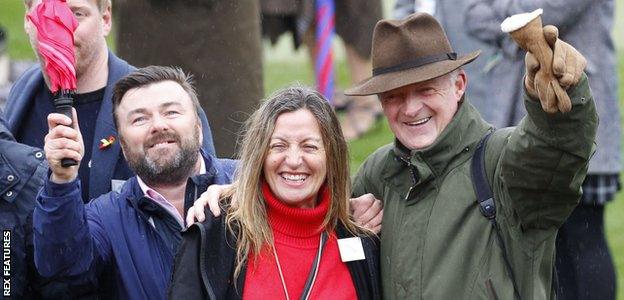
{"left": 372, "top": 52, "right": 457, "bottom": 76}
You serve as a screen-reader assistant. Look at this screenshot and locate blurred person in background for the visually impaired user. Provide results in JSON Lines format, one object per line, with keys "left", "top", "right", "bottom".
{"left": 465, "top": 1, "right": 620, "bottom": 298}
{"left": 261, "top": 0, "right": 384, "bottom": 141}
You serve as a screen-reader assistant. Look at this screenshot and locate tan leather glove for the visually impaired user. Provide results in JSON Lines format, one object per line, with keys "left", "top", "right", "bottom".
{"left": 524, "top": 25, "right": 587, "bottom": 112}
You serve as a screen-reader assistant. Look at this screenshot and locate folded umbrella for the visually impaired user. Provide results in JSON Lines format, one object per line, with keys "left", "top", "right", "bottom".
{"left": 28, "top": 0, "right": 79, "bottom": 167}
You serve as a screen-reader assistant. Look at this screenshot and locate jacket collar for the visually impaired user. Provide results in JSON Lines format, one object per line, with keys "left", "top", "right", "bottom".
{"left": 88, "top": 51, "right": 135, "bottom": 198}
{"left": 387, "top": 98, "right": 492, "bottom": 184}
{"left": 6, "top": 66, "right": 43, "bottom": 133}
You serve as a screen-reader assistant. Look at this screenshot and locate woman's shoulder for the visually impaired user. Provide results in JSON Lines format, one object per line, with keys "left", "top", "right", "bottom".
{"left": 184, "top": 210, "right": 231, "bottom": 242}
{"left": 334, "top": 222, "right": 380, "bottom": 251}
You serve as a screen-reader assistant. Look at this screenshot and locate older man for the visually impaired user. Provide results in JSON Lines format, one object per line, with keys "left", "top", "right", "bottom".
{"left": 34, "top": 66, "right": 234, "bottom": 299}
{"left": 4, "top": 0, "right": 216, "bottom": 202}
{"left": 345, "top": 13, "right": 595, "bottom": 299}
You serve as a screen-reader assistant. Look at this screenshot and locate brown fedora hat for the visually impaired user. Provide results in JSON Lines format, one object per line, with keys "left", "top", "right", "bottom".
{"left": 345, "top": 13, "right": 480, "bottom": 96}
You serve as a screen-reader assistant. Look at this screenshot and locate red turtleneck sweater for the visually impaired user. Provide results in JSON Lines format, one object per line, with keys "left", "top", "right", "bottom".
{"left": 242, "top": 183, "right": 357, "bottom": 299}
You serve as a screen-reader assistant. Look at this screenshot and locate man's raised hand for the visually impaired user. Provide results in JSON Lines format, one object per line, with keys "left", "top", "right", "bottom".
{"left": 44, "top": 108, "right": 84, "bottom": 184}
{"left": 524, "top": 25, "right": 586, "bottom": 112}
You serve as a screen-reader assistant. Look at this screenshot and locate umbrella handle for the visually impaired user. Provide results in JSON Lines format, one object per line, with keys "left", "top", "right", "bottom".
{"left": 54, "top": 95, "right": 78, "bottom": 168}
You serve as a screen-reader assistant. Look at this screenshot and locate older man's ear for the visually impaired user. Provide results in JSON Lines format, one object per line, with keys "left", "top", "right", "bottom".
{"left": 453, "top": 70, "right": 467, "bottom": 101}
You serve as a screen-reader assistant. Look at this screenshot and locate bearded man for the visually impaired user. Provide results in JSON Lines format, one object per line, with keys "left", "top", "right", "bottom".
{"left": 5, "top": 0, "right": 217, "bottom": 203}
{"left": 33, "top": 66, "right": 234, "bottom": 299}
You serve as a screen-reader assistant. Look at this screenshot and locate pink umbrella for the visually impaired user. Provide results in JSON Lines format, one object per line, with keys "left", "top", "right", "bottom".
{"left": 28, "top": 0, "right": 78, "bottom": 166}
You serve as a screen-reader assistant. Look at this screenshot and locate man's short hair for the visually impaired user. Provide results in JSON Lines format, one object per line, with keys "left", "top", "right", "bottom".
{"left": 111, "top": 65, "right": 202, "bottom": 128}
{"left": 24, "top": 0, "right": 111, "bottom": 12}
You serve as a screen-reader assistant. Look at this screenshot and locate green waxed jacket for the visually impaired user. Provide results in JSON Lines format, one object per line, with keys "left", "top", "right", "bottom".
{"left": 352, "top": 74, "right": 597, "bottom": 300}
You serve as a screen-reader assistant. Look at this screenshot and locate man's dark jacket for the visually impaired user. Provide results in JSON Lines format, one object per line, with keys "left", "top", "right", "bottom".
{"left": 33, "top": 151, "right": 235, "bottom": 300}
{"left": 4, "top": 51, "right": 217, "bottom": 200}
{"left": 0, "top": 112, "right": 47, "bottom": 299}
{"left": 168, "top": 212, "right": 382, "bottom": 299}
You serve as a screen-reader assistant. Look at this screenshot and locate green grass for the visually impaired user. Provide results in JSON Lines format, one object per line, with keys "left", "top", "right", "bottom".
{"left": 1, "top": 1, "right": 33, "bottom": 59}
{"left": 3, "top": 0, "right": 624, "bottom": 297}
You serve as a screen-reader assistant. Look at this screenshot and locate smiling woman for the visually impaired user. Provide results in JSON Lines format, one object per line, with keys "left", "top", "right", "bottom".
{"left": 168, "top": 86, "right": 381, "bottom": 300}
{"left": 263, "top": 109, "right": 327, "bottom": 209}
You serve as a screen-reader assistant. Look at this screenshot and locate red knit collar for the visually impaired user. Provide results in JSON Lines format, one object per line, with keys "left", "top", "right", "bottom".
{"left": 262, "top": 182, "right": 330, "bottom": 242}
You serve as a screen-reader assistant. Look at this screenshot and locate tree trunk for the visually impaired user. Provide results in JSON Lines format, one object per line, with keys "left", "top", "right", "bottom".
{"left": 115, "top": 0, "right": 263, "bottom": 158}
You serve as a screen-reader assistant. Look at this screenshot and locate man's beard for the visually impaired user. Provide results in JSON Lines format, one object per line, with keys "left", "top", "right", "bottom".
{"left": 122, "top": 128, "right": 201, "bottom": 187}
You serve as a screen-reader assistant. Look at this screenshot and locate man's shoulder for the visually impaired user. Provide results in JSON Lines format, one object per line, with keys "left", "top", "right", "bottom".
{"left": 353, "top": 143, "right": 395, "bottom": 196}
{"left": 0, "top": 138, "right": 47, "bottom": 179}
{"left": 107, "top": 51, "right": 135, "bottom": 78}
{"left": 201, "top": 150, "right": 236, "bottom": 184}
{"left": 214, "top": 158, "right": 236, "bottom": 180}
{"left": 0, "top": 139, "right": 47, "bottom": 209}
{"left": 86, "top": 177, "right": 139, "bottom": 213}
{"left": 12, "top": 64, "right": 42, "bottom": 85}
{"left": 6, "top": 65, "right": 43, "bottom": 105}
{"left": 360, "top": 143, "right": 395, "bottom": 171}
{"left": 0, "top": 138, "right": 43, "bottom": 161}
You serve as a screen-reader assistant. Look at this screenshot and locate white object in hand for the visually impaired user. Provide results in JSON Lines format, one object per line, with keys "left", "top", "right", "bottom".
{"left": 500, "top": 8, "right": 543, "bottom": 33}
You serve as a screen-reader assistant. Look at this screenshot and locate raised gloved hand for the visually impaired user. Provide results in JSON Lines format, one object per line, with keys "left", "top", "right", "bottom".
{"left": 501, "top": 9, "right": 586, "bottom": 114}
{"left": 524, "top": 25, "right": 587, "bottom": 112}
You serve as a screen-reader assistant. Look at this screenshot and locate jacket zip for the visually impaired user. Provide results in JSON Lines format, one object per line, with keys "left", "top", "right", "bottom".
{"left": 398, "top": 156, "right": 418, "bottom": 200}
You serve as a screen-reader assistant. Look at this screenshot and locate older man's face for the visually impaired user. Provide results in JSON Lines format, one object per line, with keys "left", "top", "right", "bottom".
{"left": 379, "top": 71, "right": 466, "bottom": 150}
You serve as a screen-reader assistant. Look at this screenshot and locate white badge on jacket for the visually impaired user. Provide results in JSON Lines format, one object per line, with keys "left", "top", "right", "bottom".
{"left": 337, "top": 237, "right": 366, "bottom": 262}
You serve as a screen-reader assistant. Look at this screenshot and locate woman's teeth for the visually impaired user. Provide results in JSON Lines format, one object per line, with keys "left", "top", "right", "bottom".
{"left": 281, "top": 174, "right": 307, "bottom": 182}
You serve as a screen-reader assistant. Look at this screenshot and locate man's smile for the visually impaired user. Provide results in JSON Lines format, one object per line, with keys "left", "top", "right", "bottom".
{"left": 404, "top": 116, "right": 431, "bottom": 126}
